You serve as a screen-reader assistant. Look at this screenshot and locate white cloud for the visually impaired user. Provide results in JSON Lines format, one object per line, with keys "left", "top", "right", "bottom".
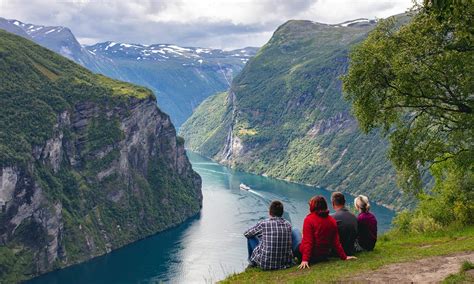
{"left": 0, "top": 0, "right": 413, "bottom": 49}
{"left": 305, "top": 0, "right": 413, "bottom": 24}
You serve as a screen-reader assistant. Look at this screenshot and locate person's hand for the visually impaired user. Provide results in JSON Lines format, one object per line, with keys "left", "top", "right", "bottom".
{"left": 298, "top": 261, "right": 310, "bottom": 269}
{"left": 346, "top": 256, "right": 357, "bottom": 260}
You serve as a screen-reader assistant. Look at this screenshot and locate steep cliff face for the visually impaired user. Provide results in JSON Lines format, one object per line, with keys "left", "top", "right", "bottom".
{"left": 181, "top": 19, "right": 415, "bottom": 210}
{"left": 0, "top": 30, "right": 201, "bottom": 281}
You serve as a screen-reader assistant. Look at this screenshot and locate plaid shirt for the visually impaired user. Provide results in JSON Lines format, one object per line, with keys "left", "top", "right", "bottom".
{"left": 244, "top": 217, "right": 293, "bottom": 270}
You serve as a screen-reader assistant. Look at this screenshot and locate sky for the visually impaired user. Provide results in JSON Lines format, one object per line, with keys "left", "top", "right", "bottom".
{"left": 0, "top": 0, "right": 413, "bottom": 49}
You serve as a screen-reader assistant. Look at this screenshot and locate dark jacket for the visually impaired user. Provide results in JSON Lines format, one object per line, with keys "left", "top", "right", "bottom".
{"left": 357, "top": 212, "right": 378, "bottom": 251}
{"left": 332, "top": 207, "right": 358, "bottom": 255}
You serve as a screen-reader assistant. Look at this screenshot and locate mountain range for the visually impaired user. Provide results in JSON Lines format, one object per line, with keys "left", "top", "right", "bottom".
{"left": 0, "top": 17, "right": 257, "bottom": 126}
{"left": 0, "top": 13, "right": 417, "bottom": 282}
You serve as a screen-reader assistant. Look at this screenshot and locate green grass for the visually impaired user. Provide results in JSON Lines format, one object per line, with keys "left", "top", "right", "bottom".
{"left": 443, "top": 261, "right": 474, "bottom": 284}
{"left": 96, "top": 75, "right": 153, "bottom": 100}
{"left": 222, "top": 226, "right": 474, "bottom": 283}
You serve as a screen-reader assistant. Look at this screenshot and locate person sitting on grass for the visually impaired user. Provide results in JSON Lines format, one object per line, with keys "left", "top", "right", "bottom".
{"left": 296, "top": 195, "right": 357, "bottom": 269}
{"left": 354, "top": 195, "right": 378, "bottom": 252}
{"left": 244, "top": 200, "right": 293, "bottom": 270}
{"left": 331, "top": 192, "right": 358, "bottom": 256}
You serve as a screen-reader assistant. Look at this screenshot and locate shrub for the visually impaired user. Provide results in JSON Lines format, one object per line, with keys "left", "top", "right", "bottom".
{"left": 392, "top": 211, "right": 412, "bottom": 233}
{"left": 409, "top": 216, "right": 442, "bottom": 234}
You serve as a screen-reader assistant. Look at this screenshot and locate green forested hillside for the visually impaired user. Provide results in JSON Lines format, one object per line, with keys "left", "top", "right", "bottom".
{"left": 223, "top": 3, "right": 474, "bottom": 281}
{"left": 180, "top": 18, "right": 414, "bottom": 210}
{"left": 0, "top": 31, "right": 150, "bottom": 166}
{"left": 179, "top": 92, "right": 231, "bottom": 154}
{"left": 0, "top": 29, "right": 201, "bottom": 282}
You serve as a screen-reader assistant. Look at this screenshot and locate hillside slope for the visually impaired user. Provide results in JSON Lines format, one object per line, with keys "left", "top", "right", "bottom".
{"left": 222, "top": 226, "right": 474, "bottom": 283}
{"left": 0, "top": 17, "right": 257, "bottom": 126}
{"left": 0, "top": 29, "right": 201, "bottom": 281}
{"left": 180, "top": 19, "right": 413, "bottom": 209}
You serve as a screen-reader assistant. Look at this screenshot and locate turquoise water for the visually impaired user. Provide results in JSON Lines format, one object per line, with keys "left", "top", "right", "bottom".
{"left": 29, "top": 152, "right": 395, "bottom": 283}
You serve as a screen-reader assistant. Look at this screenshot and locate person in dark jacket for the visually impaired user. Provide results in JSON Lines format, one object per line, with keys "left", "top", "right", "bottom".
{"left": 297, "top": 196, "right": 357, "bottom": 269}
{"left": 354, "top": 195, "right": 378, "bottom": 251}
{"left": 331, "top": 192, "right": 358, "bottom": 255}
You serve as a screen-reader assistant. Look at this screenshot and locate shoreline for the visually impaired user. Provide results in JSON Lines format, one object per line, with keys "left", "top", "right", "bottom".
{"left": 186, "top": 149, "right": 399, "bottom": 212}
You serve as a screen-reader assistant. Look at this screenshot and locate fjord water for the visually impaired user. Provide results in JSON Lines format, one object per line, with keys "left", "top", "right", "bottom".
{"left": 29, "top": 152, "right": 394, "bottom": 284}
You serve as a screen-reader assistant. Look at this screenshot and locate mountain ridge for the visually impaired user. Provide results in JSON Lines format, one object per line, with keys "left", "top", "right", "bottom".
{"left": 0, "top": 17, "right": 258, "bottom": 126}
{"left": 180, "top": 16, "right": 414, "bottom": 210}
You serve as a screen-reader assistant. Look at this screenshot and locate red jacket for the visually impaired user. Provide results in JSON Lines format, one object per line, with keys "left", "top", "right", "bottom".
{"left": 299, "top": 212, "right": 347, "bottom": 262}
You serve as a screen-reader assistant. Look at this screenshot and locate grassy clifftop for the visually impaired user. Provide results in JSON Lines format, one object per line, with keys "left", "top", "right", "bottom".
{"left": 223, "top": 226, "right": 474, "bottom": 283}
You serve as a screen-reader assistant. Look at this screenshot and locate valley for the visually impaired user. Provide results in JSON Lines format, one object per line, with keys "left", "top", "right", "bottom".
{"left": 0, "top": 17, "right": 257, "bottom": 126}
{"left": 180, "top": 17, "right": 414, "bottom": 210}
{"left": 1, "top": 1, "right": 472, "bottom": 282}
{"left": 27, "top": 152, "right": 395, "bottom": 283}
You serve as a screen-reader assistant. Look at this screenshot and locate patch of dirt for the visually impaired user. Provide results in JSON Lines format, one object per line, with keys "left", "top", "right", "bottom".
{"left": 347, "top": 251, "right": 474, "bottom": 283}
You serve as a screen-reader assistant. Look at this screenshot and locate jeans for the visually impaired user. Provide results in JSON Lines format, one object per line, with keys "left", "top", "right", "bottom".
{"left": 247, "top": 236, "right": 260, "bottom": 260}
{"left": 291, "top": 228, "right": 302, "bottom": 260}
{"left": 247, "top": 228, "right": 302, "bottom": 261}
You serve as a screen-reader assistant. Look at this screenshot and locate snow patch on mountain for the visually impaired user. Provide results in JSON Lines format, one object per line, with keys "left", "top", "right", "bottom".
{"left": 334, "top": 18, "right": 377, "bottom": 28}
{"left": 86, "top": 41, "right": 258, "bottom": 62}
{"left": 105, "top": 42, "right": 117, "bottom": 50}
{"left": 45, "top": 28, "right": 57, "bottom": 34}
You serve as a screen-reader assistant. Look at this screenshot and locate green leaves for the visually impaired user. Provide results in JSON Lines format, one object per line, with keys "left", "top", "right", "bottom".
{"left": 343, "top": 2, "right": 473, "bottom": 225}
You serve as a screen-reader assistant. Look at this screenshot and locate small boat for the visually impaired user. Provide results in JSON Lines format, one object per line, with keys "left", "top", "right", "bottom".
{"left": 240, "top": 183, "right": 251, "bottom": 191}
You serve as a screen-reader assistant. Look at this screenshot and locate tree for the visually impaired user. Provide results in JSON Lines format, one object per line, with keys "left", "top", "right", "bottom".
{"left": 342, "top": 0, "right": 473, "bottom": 206}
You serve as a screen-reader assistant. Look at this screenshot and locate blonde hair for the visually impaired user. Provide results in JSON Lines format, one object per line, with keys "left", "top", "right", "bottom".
{"left": 354, "top": 195, "right": 370, "bottom": 212}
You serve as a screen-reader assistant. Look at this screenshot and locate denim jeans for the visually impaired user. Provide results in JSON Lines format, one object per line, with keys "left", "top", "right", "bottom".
{"left": 247, "top": 236, "right": 260, "bottom": 260}
{"left": 247, "top": 228, "right": 302, "bottom": 261}
{"left": 291, "top": 228, "right": 302, "bottom": 260}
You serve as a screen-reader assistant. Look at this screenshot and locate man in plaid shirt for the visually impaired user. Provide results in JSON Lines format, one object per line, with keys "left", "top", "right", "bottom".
{"left": 244, "top": 201, "right": 294, "bottom": 270}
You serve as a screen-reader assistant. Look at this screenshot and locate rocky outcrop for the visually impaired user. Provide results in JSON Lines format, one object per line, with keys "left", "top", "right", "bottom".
{"left": 0, "top": 29, "right": 202, "bottom": 282}
{"left": 0, "top": 97, "right": 201, "bottom": 279}
{"left": 306, "top": 112, "right": 357, "bottom": 138}
{"left": 0, "top": 167, "right": 18, "bottom": 208}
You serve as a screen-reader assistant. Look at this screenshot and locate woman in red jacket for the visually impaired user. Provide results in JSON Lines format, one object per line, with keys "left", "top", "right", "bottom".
{"left": 298, "top": 195, "right": 357, "bottom": 269}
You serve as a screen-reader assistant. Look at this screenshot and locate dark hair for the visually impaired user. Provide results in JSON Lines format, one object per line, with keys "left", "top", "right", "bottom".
{"left": 309, "top": 195, "right": 329, "bottom": 217}
{"left": 331, "top": 192, "right": 346, "bottom": 206}
{"left": 269, "top": 200, "right": 284, "bottom": 217}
